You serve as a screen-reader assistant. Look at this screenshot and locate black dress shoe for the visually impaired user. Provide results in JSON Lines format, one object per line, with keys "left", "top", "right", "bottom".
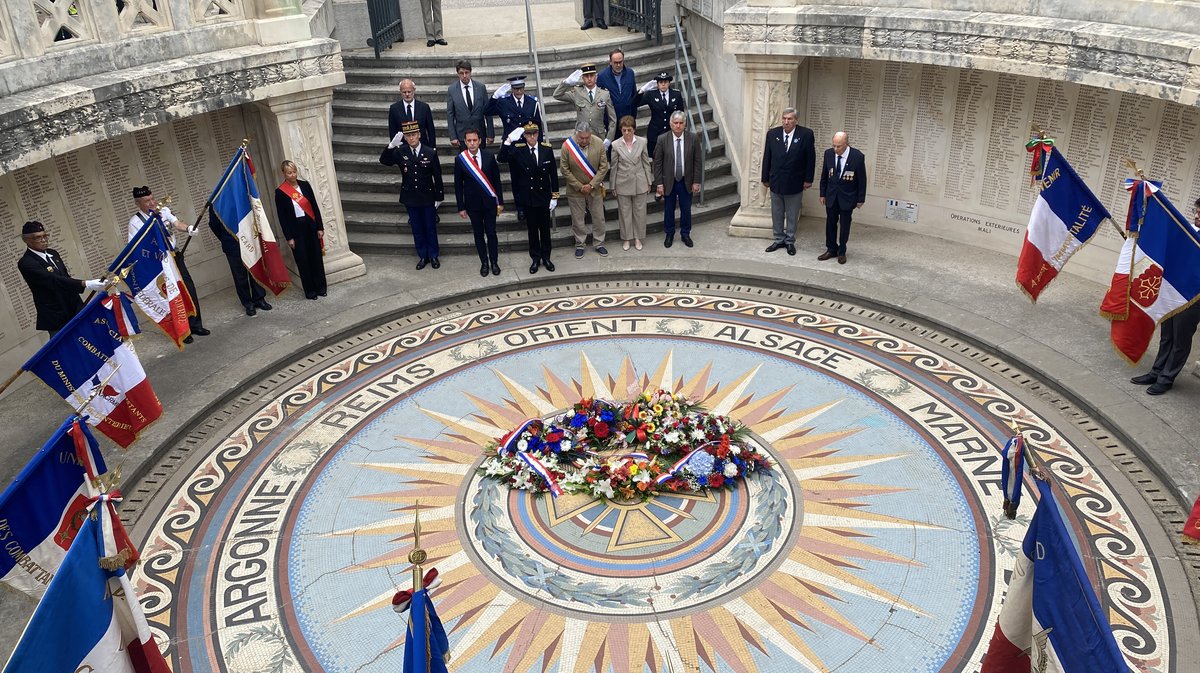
{"left": 435, "top": 38, "right": 448, "bottom": 45}
{"left": 256, "top": 300, "right": 273, "bottom": 311}
{"left": 416, "top": 258, "right": 428, "bottom": 270}
{"left": 580, "top": 20, "right": 593, "bottom": 30}
{"left": 480, "top": 263, "right": 489, "bottom": 277}
{"left": 244, "top": 304, "right": 257, "bottom": 317}
{"left": 838, "top": 255, "right": 847, "bottom": 264}
{"left": 491, "top": 262, "right": 501, "bottom": 276}
{"left": 786, "top": 244, "right": 796, "bottom": 256}
{"left": 765, "top": 242, "right": 784, "bottom": 253}
{"left": 517, "top": 210, "right": 526, "bottom": 222}
{"left": 427, "top": 39, "right": 436, "bottom": 47}
{"left": 1147, "top": 382, "right": 1172, "bottom": 395}
{"left": 191, "top": 327, "right": 211, "bottom": 336}
{"left": 596, "top": 20, "right": 608, "bottom": 29}
{"left": 430, "top": 258, "right": 440, "bottom": 269}
{"left": 183, "top": 335, "right": 194, "bottom": 344}
{"left": 681, "top": 235, "right": 693, "bottom": 247}
{"left": 306, "top": 293, "right": 318, "bottom": 300}
{"left": 664, "top": 235, "right": 674, "bottom": 248}
{"left": 543, "top": 258, "right": 555, "bottom": 272}
{"left": 1130, "top": 373, "right": 1158, "bottom": 385}
{"left": 318, "top": 291, "right": 326, "bottom": 297}
{"left": 529, "top": 259, "right": 540, "bottom": 274}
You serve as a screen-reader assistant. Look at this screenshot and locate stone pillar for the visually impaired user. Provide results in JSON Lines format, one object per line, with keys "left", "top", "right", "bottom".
{"left": 728, "top": 54, "right": 803, "bottom": 238}
{"left": 250, "top": 0, "right": 311, "bottom": 45}
{"left": 256, "top": 91, "right": 366, "bottom": 284}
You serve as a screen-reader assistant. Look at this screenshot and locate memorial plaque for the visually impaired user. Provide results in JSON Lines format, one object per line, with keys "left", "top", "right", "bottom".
{"left": 0, "top": 174, "right": 36, "bottom": 333}
{"left": 173, "top": 116, "right": 223, "bottom": 256}
{"left": 209, "top": 107, "right": 245, "bottom": 162}
{"left": 95, "top": 135, "right": 142, "bottom": 216}
{"left": 909, "top": 64, "right": 952, "bottom": 198}
{"left": 804, "top": 58, "right": 847, "bottom": 148}
{"left": 843, "top": 60, "right": 882, "bottom": 163}
{"left": 1149, "top": 102, "right": 1199, "bottom": 204}
{"left": 132, "top": 125, "right": 186, "bottom": 233}
{"left": 1015, "top": 79, "right": 1075, "bottom": 215}
{"left": 54, "top": 150, "right": 120, "bottom": 276}
{"left": 11, "top": 163, "right": 84, "bottom": 276}
{"left": 874, "top": 62, "right": 915, "bottom": 195}
{"left": 942, "top": 69, "right": 993, "bottom": 211}
{"left": 979, "top": 74, "right": 1032, "bottom": 213}
{"left": 1062, "top": 86, "right": 1121, "bottom": 245}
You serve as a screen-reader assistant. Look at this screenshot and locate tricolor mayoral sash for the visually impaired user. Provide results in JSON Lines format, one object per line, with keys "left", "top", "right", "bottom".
{"left": 563, "top": 136, "right": 597, "bottom": 182}
{"left": 458, "top": 151, "right": 500, "bottom": 204}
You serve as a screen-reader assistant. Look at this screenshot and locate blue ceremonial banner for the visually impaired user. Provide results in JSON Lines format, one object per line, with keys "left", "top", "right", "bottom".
{"left": 22, "top": 293, "right": 162, "bottom": 448}
{"left": 999, "top": 434, "right": 1025, "bottom": 519}
{"left": 0, "top": 417, "right": 106, "bottom": 598}
{"left": 109, "top": 214, "right": 195, "bottom": 348}
{"left": 404, "top": 587, "right": 449, "bottom": 673}
{"left": 2, "top": 499, "right": 169, "bottom": 673}
{"left": 982, "top": 479, "right": 1129, "bottom": 672}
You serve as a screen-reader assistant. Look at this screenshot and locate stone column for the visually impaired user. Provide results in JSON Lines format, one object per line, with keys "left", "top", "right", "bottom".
{"left": 256, "top": 90, "right": 366, "bottom": 284}
{"left": 727, "top": 54, "right": 803, "bottom": 238}
{"left": 250, "top": 0, "right": 311, "bottom": 45}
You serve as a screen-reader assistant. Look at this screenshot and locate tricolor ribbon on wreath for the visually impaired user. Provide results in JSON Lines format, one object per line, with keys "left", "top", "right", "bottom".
{"left": 499, "top": 417, "right": 566, "bottom": 496}
{"left": 654, "top": 441, "right": 721, "bottom": 485}
{"left": 1025, "top": 134, "right": 1055, "bottom": 187}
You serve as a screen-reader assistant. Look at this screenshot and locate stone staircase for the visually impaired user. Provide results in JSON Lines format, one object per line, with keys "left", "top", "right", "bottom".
{"left": 333, "top": 34, "right": 737, "bottom": 257}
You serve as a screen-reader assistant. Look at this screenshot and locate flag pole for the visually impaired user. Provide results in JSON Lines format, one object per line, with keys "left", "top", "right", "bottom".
{"left": 410, "top": 500, "right": 426, "bottom": 592}
{"left": 180, "top": 139, "right": 251, "bottom": 254}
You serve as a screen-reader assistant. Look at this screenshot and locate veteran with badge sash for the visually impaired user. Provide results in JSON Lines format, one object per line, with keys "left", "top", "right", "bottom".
{"left": 381, "top": 120, "right": 445, "bottom": 270}
{"left": 818, "top": 131, "right": 867, "bottom": 264}
{"left": 500, "top": 121, "right": 560, "bottom": 273}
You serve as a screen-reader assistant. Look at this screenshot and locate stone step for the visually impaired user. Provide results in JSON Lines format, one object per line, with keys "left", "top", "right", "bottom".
{"left": 345, "top": 192, "right": 741, "bottom": 256}
{"left": 331, "top": 73, "right": 705, "bottom": 104}
{"left": 341, "top": 169, "right": 738, "bottom": 224}
{"left": 340, "top": 54, "right": 698, "bottom": 88}
{"left": 332, "top": 144, "right": 731, "bottom": 187}
{"left": 330, "top": 87, "right": 710, "bottom": 121}
{"left": 341, "top": 34, "right": 678, "bottom": 71}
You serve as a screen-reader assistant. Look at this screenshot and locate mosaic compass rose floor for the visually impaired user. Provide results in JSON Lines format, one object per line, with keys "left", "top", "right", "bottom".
{"left": 133, "top": 281, "right": 1177, "bottom": 673}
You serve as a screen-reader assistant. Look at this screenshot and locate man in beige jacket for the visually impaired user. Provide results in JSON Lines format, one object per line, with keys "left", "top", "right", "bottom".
{"left": 559, "top": 122, "right": 610, "bottom": 258}
{"left": 554, "top": 63, "right": 618, "bottom": 146}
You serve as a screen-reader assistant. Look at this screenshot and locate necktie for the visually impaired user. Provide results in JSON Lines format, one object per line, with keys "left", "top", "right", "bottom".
{"left": 464, "top": 86, "right": 473, "bottom": 110}
{"left": 588, "top": 89, "right": 594, "bottom": 103}
{"left": 837, "top": 154, "right": 844, "bottom": 176}
{"left": 785, "top": 133, "right": 791, "bottom": 151}
{"left": 662, "top": 93, "right": 666, "bottom": 104}
{"left": 531, "top": 146, "right": 537, "bottom": 162}
{"left": 407, "top": 103, "right": 413, "bottom": 119}
{"left": 675, "top": 137, "right": 684, "bottom": 181}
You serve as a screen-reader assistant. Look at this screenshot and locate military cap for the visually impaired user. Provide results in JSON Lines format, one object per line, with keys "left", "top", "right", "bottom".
{"left": 132, "top": 185, "right": 152, "bottom": 198}
{"left": 21, "top": 220, "right": 45, "bottom": 235}
{"left": 522, "top": 121, "right": 540, "bottom": 134}
{"left": 655, "top": 72, "right": 673, "bottom": 82}
{"left": 507, "top": 76, "right": 527, "bottom": 88}
{"left": 401, "top": 120, "right": 421, "bottom": 134}
{"left": 580, "top": 63, "right": 597, "bottom": 75}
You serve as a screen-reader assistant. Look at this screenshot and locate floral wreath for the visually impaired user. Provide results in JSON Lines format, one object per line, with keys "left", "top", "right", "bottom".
{"left": 478, "top": 390, "right": 772, "bottom": 501}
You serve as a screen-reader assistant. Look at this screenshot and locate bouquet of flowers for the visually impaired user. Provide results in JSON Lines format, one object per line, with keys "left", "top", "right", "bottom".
{"left": 477, "top": 390, "right": 772, "bottom": 501}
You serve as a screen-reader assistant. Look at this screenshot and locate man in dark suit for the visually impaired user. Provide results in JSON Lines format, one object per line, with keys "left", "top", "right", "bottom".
{"left": 17, "top": 221, "right": 103, "bottom": 336}
{"left": 206, "top": 207, "right": 270, "bottom": 316}
{"left": 500, "top": 121, "right": 559, "bottom": 274}
{"left": 486, "top": 75, "right": 543, "bottom": 222}
{"left": 636, "top": 72, "right": 684, "bottom": 158}
{"left": 1129, "top": 196, "right": 1200, "bottom": 395}
{"left": 818, "top": 131, "right": 867, "bottom": 264}
{"left": 761, "top": 108, "right": 815, "bottom": 256}
{"left": 388, "top": 79, "right": 436, "bottom": 148}
{"left": 454, "top": 128, "right": 505, "bottom": 277}
{"left": 652, "top": 111, "right": 703, "bottom": 248}
{"left": 382, "top": 120, "right": 445, "bottom": 270}
{"left": 446, "top": 60, "right": 493, "bottom": 149}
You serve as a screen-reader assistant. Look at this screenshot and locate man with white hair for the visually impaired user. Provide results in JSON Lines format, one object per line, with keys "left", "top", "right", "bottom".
{"left": 651, "top": 111, "right": 703, "bottom": 248}
{"left": 559, "top": 122, "right": 610, "bottom": 259}
{"left": 818, "top": 131, "right": 867, "bottom": 264}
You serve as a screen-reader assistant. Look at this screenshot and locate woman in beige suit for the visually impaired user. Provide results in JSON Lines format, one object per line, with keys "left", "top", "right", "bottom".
{"left": 609, "top": 115, "right": 652, "bottom": 250}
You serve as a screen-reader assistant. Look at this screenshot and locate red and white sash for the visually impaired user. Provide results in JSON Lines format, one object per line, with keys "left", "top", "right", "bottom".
{"left": 458, "top": 151, "right": 499, "bottom": 204}
{"left": 563, "top": 137, "right": 597, "bottom": 181}
{"left": 277, "top": 181, "right": 316, "bottom": 220}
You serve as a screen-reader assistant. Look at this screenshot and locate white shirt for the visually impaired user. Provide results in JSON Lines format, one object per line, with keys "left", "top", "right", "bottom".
{"left": 128, "top": 206, "right": 178, "bottom": 243}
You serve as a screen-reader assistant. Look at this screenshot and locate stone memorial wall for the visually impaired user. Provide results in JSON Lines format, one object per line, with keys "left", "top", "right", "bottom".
{"left": 800, "top": 57, "right": 1200, "bottom": 284}
{"left": 0, "top": 106, "right": 262, "bottom": 369}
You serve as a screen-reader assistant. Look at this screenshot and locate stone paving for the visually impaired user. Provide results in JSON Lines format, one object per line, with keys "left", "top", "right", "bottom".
{"left": 2, "top": 216, "right": 1198, "bottom": 670}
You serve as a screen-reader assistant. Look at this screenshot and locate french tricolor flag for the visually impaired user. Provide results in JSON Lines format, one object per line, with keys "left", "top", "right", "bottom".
{"left": 0, "top": 417, "right": 122, "bottom": 598}
{"left": 109, "top": 214, "right": 194, "bottom": 348}
{"left": 2, "top": 496, "right": 169, "bottom": 673}
{"left": 209, "top": 146, "right": 290, "bottom": 295}
{"left": 980, "top": 479, "right": 1128, "bottom": 673}
{"left": 1100, "top": 179, "right": 1200, "bottom": 363}
{"left": 22, "top": 293, "right": 162, "bottom": 448}
{"left": 1015, "top": 146, "right": 1111, "bottom": 301}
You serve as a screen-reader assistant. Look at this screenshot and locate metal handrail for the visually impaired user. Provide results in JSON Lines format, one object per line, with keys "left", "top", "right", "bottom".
{"left": 608, "top": 0, "right": 663, "bottom": 44}
{"left": 672, "top": 14, "right": 708, "bottom": 201}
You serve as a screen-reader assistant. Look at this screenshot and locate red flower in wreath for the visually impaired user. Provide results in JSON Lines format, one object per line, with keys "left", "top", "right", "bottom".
{"left": 709, "top": 474, "right": 725, "bottom": 488}
{"left": 594, "top": 421, "right": 611, "bottom": 439}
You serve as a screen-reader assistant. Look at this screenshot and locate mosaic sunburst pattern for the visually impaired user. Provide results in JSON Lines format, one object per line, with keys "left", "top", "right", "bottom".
{"left": 134, "top": 288, "right": 1173, "bottom": 673}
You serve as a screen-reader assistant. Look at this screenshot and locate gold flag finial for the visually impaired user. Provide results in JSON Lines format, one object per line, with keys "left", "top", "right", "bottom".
{"left": 1123, "top": 157, "right": 1145, "bottom": 180}
{"left": 409, "top": 501, "right": 427, "bottom": 590}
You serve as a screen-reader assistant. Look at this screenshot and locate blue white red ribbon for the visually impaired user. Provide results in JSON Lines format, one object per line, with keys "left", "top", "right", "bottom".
{"left": 1000, "top": 434, "right": 1026, "bottom": 519}
{"left": 458, "top": 151, "right": 500, "bottom": 204}
{"left": 563, "top": 137, "right": 597, "bottom": 181}
{"left": 519, "top": 452, "right": 563, "bottom": 497}
{"left": 654, "top": 441, "right": 719, "bottom": 485}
